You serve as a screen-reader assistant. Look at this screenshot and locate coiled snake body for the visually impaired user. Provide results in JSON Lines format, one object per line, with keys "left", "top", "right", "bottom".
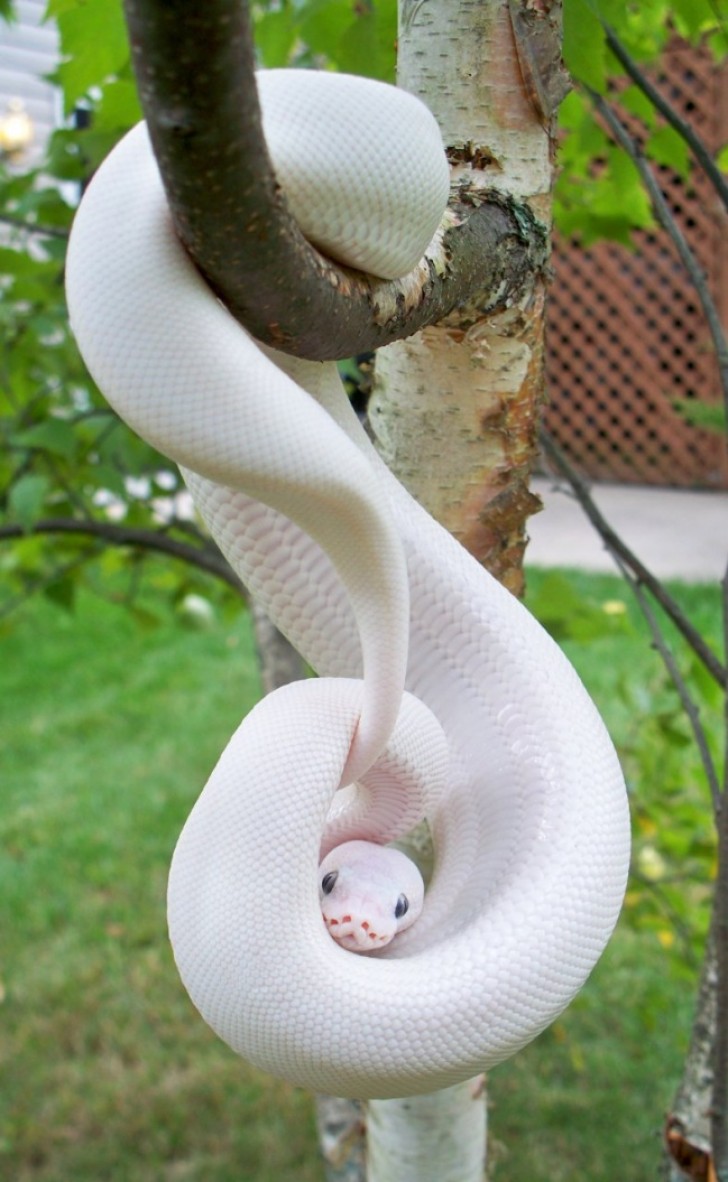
{"left": 66, "top": 70, "right": 630, "bottom": 1100}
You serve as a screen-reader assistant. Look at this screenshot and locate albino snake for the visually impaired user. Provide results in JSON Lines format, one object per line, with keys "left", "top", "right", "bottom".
{"left": 65, "top": 69, "right": 630, "bottom": 1100}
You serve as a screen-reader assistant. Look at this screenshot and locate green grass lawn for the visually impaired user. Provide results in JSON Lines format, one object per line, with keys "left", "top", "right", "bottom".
{"left": 1, "top": 569, "right": 722, "bottom": 1180}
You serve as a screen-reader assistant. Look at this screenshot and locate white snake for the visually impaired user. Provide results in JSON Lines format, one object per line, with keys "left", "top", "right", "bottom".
{"left": 65, "top": 70, "right": 630, "bottom": 1100}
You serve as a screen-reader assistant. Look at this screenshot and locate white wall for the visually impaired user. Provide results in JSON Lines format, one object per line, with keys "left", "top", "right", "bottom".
{"left": 0, "top": 0, "right": 60, "bottom": 166}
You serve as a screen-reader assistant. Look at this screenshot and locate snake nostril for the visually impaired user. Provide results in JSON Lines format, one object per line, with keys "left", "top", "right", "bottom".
{"left": 342, "top": 915, "right": 352, "bottom": 924}
{"left": 361, "top": 921, "right": 369, "bottom": 931}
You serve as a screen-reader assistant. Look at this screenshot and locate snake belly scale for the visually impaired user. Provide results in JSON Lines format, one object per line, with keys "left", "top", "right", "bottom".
{"left": 65, "top": 69, "right": 630, "bottom": 1100}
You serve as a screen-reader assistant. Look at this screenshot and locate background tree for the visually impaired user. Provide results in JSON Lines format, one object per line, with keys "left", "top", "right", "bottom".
{"left": 1, "top": 0, "right": 726, "bottom": 1178}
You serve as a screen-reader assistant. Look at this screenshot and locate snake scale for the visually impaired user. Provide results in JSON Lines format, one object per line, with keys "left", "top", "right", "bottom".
{"left": 65, "top": 69, "right": 630, "bottom": 1100}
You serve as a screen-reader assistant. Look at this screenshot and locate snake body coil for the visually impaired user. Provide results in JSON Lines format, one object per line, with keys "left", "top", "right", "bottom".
{"left": 66, "top": 70, "right": 630, "bottom": 1100}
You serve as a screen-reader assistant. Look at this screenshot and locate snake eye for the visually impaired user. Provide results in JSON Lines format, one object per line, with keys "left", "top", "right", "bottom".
{"left": 321, "top": 871, "right": 338, "bottom": 896}
{"left": 394, "top": 894, "right": 409, "bottom": 920}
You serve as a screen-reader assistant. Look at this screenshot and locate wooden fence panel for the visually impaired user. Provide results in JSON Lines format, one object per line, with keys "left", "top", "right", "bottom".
{"left": 545, "top": 40, "right": 728, "bottom": 487}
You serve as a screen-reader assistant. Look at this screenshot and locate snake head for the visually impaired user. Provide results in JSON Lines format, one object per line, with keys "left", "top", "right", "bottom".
{"left": 318, "top": 840, "right": 424, "bottom": 953}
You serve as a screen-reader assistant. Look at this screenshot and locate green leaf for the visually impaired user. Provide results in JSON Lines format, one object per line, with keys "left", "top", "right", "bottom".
{"left": 53, "top": 0, "right": 130, "bottom": 113}
{"left": 527, "top": 571, "right": 627, "bottom": 643}
{"left": 297, "top": 0, "right": 351, "bottom": 59}
{"left": 43, "top": 574, "right": 77, "bottom": 613}
{"left": 0, "top": 245, "right": 54, "bottom": 276}
{"left": 563, "top": 0, "right": 608, "bottom": 91}
{"left": 93, "top": 79, "right": 142, "bottom": 132}
{"left": 708, "top": 28, "right": 728, "bottom": 60}
{"left": 13, "top": 418, "right": 78, "bottom": 460}
{"left": 336, "top": 3, "right": 396, "bottom": 82}
{"left": 646, "top": 124, "right": 691, "bottom": 179}
{"left": 254, "top": 8, "right": 297, "bottom": 67}
{"left": 8, "top": 474, "right": 50, "bottom": 528}
{"left": 86, "top": 461, "right": 126, "bottom": 499}
{"left": 670, "top": 0, "right": 719, "bottom": 40}
{"left": 619, "top": 84, "right": 657, "bottom": 129}
{"left": 129, "top": 604, "right": 164, "bottom": 631}
{"left": 672, "top": 398, "right": 726, "bottom": 433}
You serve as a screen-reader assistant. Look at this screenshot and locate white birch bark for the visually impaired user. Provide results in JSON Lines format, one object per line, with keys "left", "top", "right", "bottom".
{"left": 370, "top": 0, "right": 552, "bottom": 593}
{"left": 366, "top": 2, "right": 556, "bottom": 1178}
{"left": 368, "top": 1080, "right": 487, "bottom": 1182}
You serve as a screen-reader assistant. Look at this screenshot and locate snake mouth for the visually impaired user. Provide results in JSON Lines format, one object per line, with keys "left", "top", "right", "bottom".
{"left": 325, "top": 916, "right": 393, "bottom": 952}
{"left": 337, "top": 932, "right": 391, "bottom": 952}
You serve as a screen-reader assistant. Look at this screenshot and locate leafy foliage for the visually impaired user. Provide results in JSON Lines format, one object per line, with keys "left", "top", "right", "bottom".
{"left": 527, "top": 571, "right": 722, "bottom": 969}
{"left": 558, "top": 0, "right": 728, "bottom": 244}
{"left": 253, "top": 0, "right": 397, "bottom": 79}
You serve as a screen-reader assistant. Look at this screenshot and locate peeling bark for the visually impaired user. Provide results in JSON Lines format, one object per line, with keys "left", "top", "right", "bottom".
{"left": 371, "top": 0, "right": 554, "bottom": 597}
{"left": 371, "top": 299, "right": 545, "bottom": 594}
{"left": 315, "top": 1094, "right": 367, "bottom": 1182}
{"left": 664, "top": 928, "right": 717, "bottom": 1182}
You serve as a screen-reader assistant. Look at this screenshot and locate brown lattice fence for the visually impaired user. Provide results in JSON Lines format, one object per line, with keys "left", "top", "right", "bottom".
{"left": 544, "top": 39, "right": 728, "bottom": 488}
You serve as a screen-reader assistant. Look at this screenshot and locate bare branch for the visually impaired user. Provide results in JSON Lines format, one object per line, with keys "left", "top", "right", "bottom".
{"left": 0, "top": 549, "right": 96, "bottom": 621}
{"left": 121, "top": 0, "right": 549, "bottom": 362}
{"left": 602, "top": 23, "right": 728, "bottom": 213}
{"left": 0, "top": 516, "right": 244, "bottom": 594}
{"left": 539, "top": 429, "right": 727, "bottom": 689}
{"left": 614, "top": 554, "right": 721, "bottom": 814}
{"left": 0, "top": 214, "right": 69, "bottom": 239}
{"left": 712, "top": 567, "right": 728, "bottom": 1175}
{"left": 629, "top": 868, "right": 701, "bottom": 967}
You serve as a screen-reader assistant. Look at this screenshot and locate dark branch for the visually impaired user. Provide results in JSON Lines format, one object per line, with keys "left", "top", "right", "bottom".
{"left": 614, "top": 553, "right": 721, "bottom": 814}
{"left": 121, "top": 0, "right": 549, "bottom": 362}
{"left": 0, "top": 516, "right": 245, "bottom": 594}
{"left": 0, "top": 214, "right": 69, "bottom": 239}
{"left": 712, "top": 567, "right": 728, "bottom": 1176}
{"left": 539, "top": 429, "right": 727, "bottom": 689}
{"left": 602, "top": 23, "right": 728, "bottom": 214}
{"left": 0, "top": 549, "right": 97, "bottom": 622}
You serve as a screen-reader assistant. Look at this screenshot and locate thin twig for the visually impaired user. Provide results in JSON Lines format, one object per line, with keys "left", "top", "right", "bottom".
{"left": 712, "top": 564, "right": 728, "bottom": 1176}
{"left": 0, "top": 516, "right": 245, "bottom": 594}
{"left": 602, "top": 23, "right": 728, "bottom": 213}
{"left": 539, "top": 429, "right": 727, "bottom": 689}
{"left": 628, "top": 868, "right": 700, "bottom": 968}
{"left": 614, "top": 554, "right": 721, "bottom": 814}
{"left": 0, "top": 214, "right": 70, "bottom": 239}
{"left": 0, "top": 548, "right": 99, "bottom": 621}
{"left": 587, "top": 87, "right": 728, "bottom": 429}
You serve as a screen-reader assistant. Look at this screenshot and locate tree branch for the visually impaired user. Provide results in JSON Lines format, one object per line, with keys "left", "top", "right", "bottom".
{"left": 0, "top": 214, "right": 69, "bottom": 239}
{"left": 120, "top": 0, "right": 549, "bottom": 362}
{"left": 0, "top": 516, "right": 245, "bottom": 594}
{"left": 539, "top": 429, "right": 727, "bottom": 689}
{"left": 711, "top": 566, "right": 728, "bottom": 1179}
{"left": 614, "top": 553, "right": 721, "bottom": 815}
{"left": 0, "top": 548, "right": 97, "bottom": 621}
{"left": 602, "top": 23, "right": 728, "bottom": 214}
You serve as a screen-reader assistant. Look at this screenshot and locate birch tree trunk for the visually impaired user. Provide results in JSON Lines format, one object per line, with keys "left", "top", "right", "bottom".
{"left": 365, "top": 2, "right": 561, "bottom": 1177}
{"left": 371, "top": 0, "right": 559, "bottom": 590}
